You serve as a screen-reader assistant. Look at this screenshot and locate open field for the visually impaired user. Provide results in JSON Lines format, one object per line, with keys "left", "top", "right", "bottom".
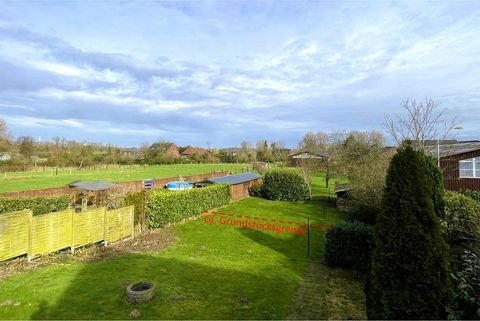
{"left": 0, "top": 175, "right": 365, "bottom": 320}
{"left": 0, "top": 164, "right": 248, "bottom": 194}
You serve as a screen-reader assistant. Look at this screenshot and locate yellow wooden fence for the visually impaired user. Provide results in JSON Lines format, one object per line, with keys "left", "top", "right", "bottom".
{"left": 0, "top": 206, "right": 134, "bottom": 262}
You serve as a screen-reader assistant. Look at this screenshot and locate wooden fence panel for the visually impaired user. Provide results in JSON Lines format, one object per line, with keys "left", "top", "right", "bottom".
{"left": 30, "top": 209, "right": 73, "bottom": 257}
{"left": 105, "top": 206, "right": 134, "bottom": 242}
{"left": 72, "top": 208, "right": 106, "bottom": 248}
{"left": 0, "top": 205, "right": 135, "bottom": 262}
{"left": 0, "top": 210, "right": 31, "bottom": 261}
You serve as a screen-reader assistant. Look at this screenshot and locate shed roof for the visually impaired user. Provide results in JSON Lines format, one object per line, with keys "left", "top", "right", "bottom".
{"left": 429, "top": 141, "right": 480, "bottom": 158}
{"left": 289, "top": 151, "right": 329, "bottom": 159}
{"left": 68, "top": 180, "right": 113, "bottom": 191}
{"left": 334, "top": 183, "right": 354, "bottom": 193}
{"left": 207, "top": 172, "right": 261, "bottom": 185}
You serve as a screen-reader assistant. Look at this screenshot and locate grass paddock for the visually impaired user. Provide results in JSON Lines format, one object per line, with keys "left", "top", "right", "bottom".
{"left": 0, "top": 164, "right": 248, "bottom": 193}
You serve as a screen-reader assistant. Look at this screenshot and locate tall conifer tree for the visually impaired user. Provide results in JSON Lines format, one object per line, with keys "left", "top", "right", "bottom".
{"left": 366, "top": 145, "right": 451, "bottom": 319}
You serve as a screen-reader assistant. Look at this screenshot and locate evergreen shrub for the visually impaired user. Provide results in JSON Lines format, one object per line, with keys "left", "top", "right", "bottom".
{"left": 324, "top": 221, "right": 374, "bottom": 272}
{"left": 262, "top": 169, "right": 310, "bottom": 201}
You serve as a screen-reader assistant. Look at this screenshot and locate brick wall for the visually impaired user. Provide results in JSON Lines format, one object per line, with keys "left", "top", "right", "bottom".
{"left": 230, "top": 178, "right": 262, "bottom": 201}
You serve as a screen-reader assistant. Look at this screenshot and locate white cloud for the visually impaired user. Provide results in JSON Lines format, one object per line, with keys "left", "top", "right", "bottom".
{"left": 4, "top": 115, "right": 85, "bottom": 129}
{"left": 0, "top": 103, "right": 34, "bottom": 111}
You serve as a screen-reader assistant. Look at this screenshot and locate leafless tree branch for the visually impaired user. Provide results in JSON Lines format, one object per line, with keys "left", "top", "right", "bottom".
{"left": 383, "top": 98, "right": 461, "bottom": 152}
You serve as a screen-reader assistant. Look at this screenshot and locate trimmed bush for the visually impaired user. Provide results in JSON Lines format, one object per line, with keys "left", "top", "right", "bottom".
{"left": 462, "top": 190, "right": 480, "bottom": 201}
{"left": 447, "top": 250, "right": 480, "bottom": 320}
{"left": 324, "top": 221, "right": 374, "bottom": 272}
{"left": 420, "top": 152, "right": 445, "bottom": 218}
{"left": 248, "top": 184, "right": 264, "bottom": 197}
{"left": 262, "top": 169, "right": 310, "bottom": 201}
{"left": 367, "top": 146, "right": 451, "bottom": 320}
{"left": 146, "top": 184, "right": 230, "bottom": 228}
{"left": 124, "top": 190, "right": 148, "bottom": 225}
{"left": 443, "top": 191, "right": 480, "bottom": 256}
{"left": 0, "top": 195, "right": 70, "bottom": 215}
{"left": 345, "top": 202, "right": 377, "bottom": 225}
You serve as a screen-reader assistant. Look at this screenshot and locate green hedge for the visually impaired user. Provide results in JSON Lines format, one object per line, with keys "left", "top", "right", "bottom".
{"left": 124, "top": 190, "right": 148, "bottom": 225}
{"left": 462, "top": 190, "right": 480, "bottom": 202}
{"left": 146, "top": 184, "right": 231, "bottom": 228}
{"left": 248, "top": 184, "right": 264, "bottom": 197}
{"left": 324, "top": 221, "right": 374, "bottom": 272}
{"left": 443, "top": 191, "right": 480, "bottom": 250}
{"left": 0, "top": 195, "right": 70, "bottom": 215}
{"left": 447, "top": 250, "right": 480, "bottom": 320}
{"left": 262, "top": 169, "right": 310, "bottom": 201}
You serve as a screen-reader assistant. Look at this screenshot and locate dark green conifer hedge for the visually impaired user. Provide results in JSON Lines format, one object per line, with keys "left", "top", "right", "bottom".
{"left": 324, "top": 221, "right": 374, "bottom": 271}
{"left": 366, "top": 145, "right": 451, "bottom": 320}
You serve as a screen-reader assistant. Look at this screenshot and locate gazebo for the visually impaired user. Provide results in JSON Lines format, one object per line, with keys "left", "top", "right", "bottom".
{"left": 68, "top": 180, "right": 114, "bottom": 211}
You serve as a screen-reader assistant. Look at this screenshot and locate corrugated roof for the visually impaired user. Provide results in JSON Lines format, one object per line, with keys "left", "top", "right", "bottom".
{"left": 428, "top": 142, "right": 480, "bottom": 158}
{"left": 69, "top": 180, "right": 113, "bottom": 191}
{"left": 207, "top": 172, "right": 261, "bottom": 185}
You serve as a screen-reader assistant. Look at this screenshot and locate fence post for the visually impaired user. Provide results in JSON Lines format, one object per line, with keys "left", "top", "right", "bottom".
{"left": 103, "top": 207, "right": 108, "bottom": 246}
{"left": 27, "top": 210, "right": 33, "bottom": 262}
{"left": 70, "top": 209, "right": 75, "bottom": 254}
{"left": 131, "top": 206, "right": 135, "bottom": 239}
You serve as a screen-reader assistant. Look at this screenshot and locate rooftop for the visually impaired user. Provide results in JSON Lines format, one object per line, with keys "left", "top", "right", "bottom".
{"left": 430, "top": 141, "right": 480, "bottom": 158}
{"left": 289, "top": 151, "right": 329, "bottom": 159}
{"left": 68, "top": 180, "right": 113, "bottom": 191}
{"left": 207, "top": 172, "right": 261, "bottom": 185}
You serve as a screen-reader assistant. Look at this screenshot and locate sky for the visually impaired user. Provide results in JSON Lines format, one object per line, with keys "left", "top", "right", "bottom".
{"left": 0, "top": 0, "right": 479, "bottom": 148}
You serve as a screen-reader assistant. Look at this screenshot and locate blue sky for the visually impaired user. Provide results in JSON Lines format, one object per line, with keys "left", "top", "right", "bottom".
{"left": 0, "top": 1, "right": 479, "bottom": 147}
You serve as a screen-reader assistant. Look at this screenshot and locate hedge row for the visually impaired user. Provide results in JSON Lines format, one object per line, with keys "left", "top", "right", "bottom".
{"left": 447, "top": 249, "right": 480, "bottom": 320}
{"left": 146, "top": 184, "right": 231, "bottom": 228}
{"left": 262, "top": 168, "right": 310, "bottom": 201}
{"left": 324, "top": 220, "right": 375, "bottom": 272}
{"left": 461, "top": 190, "right": 480, "bottom": 201}
{"left": 0, "top": 195, "right": 70, "bottom": 215}
{"left": 443, "top": 191, "right": 480, "bottom": 250}
{"left": 124, "top": 190, "right": 148, "bottom": 225}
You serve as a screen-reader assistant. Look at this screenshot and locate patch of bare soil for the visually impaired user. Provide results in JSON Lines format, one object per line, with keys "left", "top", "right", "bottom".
{"left": 0, "top": 227, "right": 177, "bottom": 280}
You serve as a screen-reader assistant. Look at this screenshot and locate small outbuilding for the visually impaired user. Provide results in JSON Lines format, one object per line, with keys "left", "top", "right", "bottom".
{"left": 68, "top": 180, "right": 114, "bottom": 211}
{"left": 200, "top": 172, "right": 262, "bottom": 201}
{"left": 334, "top": 183, "right": 354, "bottom": 210}
{"left": 288, "top": 151, "right": 329, "bottom": 167}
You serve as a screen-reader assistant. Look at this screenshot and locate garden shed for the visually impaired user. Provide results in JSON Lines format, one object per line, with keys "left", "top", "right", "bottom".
{"left": 334, "top": 183, "right": 353, "bottom": 210}
{"left": 68, "top": 180, "right": 114, "bottom": 211}
{"left": 203, "top": 172, "right": 262, "bottom": 201}
{"left": 288, "top": 151, "right": 329, "bottom": 167}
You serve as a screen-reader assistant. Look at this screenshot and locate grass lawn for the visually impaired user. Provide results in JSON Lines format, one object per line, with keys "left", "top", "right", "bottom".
{"left": 0, "top": 164, "right": 248, "bottom": 193}
{"left": 311, "top": 174, "right": 350, "bottom": 199}
{"left": 0, "top": 175, "right": 365, "bottom": 320}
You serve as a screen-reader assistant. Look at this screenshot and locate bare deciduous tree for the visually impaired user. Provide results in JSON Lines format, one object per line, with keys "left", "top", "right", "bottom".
{"left": 0, "top": 118, "right": 7, "bottom": 137}
{"left": 384, "top": 98, "right": 461, "bottom": 151}
{"left": 298, "top": 131, "right": 330, "bottom": 154}
{"left": 0, "top": 118, "right": 12, "bottom": 152}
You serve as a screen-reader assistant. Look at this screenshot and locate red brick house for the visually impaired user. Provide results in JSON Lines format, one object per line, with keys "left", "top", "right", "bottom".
{"left": 180, "top": 146, "right": 207, "bottom": 158}
{"left": 164, "top": 143, "right": 180, "bottom": 158}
